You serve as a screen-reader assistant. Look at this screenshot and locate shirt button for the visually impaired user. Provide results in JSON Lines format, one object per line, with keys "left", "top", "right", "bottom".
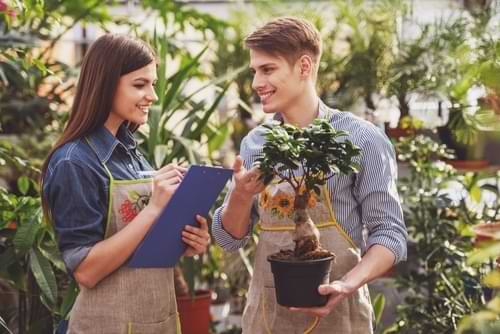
{"left": 128, "top": 164, "right": 133, "bottom": 170}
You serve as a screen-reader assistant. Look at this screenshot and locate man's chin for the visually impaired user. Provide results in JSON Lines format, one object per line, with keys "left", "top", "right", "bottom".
{"left": 262, "top": 104, "right": 277, "bottom": 114}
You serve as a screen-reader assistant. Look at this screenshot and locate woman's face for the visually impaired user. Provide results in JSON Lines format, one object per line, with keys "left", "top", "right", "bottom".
{"left": 107, "top": 62, "right": 158, "bottom": 133}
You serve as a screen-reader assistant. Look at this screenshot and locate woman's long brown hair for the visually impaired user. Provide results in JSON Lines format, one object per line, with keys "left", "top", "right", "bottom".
{"left": 40, "top": 34, "right": 156, "bottom": 223}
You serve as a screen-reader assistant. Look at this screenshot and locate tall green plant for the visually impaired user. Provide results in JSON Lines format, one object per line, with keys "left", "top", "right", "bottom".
{"left": 137, "top": 34, "right": 245, "bottom": 168}
{"left": 457, "top": 172, "right": 500, "bottom": 333}
{"left": 0, "top": 145, "right": 77, "bottom": 333}
{"left": 386, "top": 136, "right": 485, "bottom": 333}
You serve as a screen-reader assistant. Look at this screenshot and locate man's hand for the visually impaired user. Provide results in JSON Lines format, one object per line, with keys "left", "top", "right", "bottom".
{"left": 231, "top": 156, "right": 266, "bottom": 200}
{"left": 288, "top": 245, "right": 395, "bottom": 317}
{"left": 288, "top": 280, "right": 358, "bottom": 317}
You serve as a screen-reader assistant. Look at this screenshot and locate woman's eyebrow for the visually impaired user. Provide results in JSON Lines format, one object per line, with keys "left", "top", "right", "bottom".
{"left": 133, "top": 77, "right": 157, "bottom": 83}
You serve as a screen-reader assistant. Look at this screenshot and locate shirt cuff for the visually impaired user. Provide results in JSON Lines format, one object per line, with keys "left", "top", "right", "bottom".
{"left": 212, "top": 205, "right": 251, "bottom": 251}
{"left": 61, "top": 245, "right": 92, "bottom": 274}
{"left": 366, "top": 231, "right": 407, "bottom": 265}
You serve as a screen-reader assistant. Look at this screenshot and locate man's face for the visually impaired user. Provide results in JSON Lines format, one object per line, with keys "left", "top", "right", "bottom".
{"left": 249, "top": 49, "right": 304, "bottom": 114}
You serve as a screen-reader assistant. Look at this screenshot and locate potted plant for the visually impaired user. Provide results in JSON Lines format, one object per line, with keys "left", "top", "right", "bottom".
{"left": 255, "top": 118, "right": 360, "bottom": 307}
{"left": 174, "top": 261, "right": 212, "bottom": 334}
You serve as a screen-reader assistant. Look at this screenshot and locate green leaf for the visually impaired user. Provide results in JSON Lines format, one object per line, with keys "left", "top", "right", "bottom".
{"left": 483, "top": 271, "right": 500, "bottom": 289}
{"left": 208, "top": 122, "right": 230, "bottom": 155}
{"left": 13, "top": 219, "right": 41, "bottom": 254}
{"left": 154, "top": 145, "right": 170, "bottom": 169}
{"left": 373, "top": 293, "right": 386, "bottom": 325}
{"left": 38, "top": 235, "right": 66, "bottom": 273}
{"left": 29, "top": 248, "right": 58, "bottom": 308}
{"left": 468, "top": 242, "right": 500, "bottom": 265}
{"left": 128, "top": 191, "right": 139, "bottom": 202}
{"left": 59, "top": 279, "right": 79, "bottom": 319}
{"left": 470, "top": 185, "right": 482, "bottom": 203}
{"left": 17, "top": 176, "right": 30, "bottom": 195}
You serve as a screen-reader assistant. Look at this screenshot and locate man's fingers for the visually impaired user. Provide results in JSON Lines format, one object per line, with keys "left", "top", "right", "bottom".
{"left": 319, "top": 282, "right": 350, "bottom": 295}
{"left": 326, "top": 293, "right": 344, "bottom": 309}
{"left": 233, "top": 156, "right": 244, "bottom": 173}
{"left": 318, "top": 284, "right": 338, "bottom": 295}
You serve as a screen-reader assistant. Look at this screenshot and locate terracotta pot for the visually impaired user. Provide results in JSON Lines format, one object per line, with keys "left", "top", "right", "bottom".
{"left": 176, "top": 289, "right": 211, "bottom": 334}
{"left": 444, "top": 159, "right": 490, "bottom": 171}
{"left": 385, "top": 126, "right": 414, "bottom": 139}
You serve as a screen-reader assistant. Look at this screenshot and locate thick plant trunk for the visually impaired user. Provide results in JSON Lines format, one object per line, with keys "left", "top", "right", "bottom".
{"left": 293, "top": 193, "right": 320, "bottom": 257}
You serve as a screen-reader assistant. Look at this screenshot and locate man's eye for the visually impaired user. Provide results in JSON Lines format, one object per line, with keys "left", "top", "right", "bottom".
{"left": 263, "top": 68, "right": 273, "bottom": 74}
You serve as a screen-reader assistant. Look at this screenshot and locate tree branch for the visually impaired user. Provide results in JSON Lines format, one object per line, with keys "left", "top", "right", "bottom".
{"left": 276, "top": 169, "right": 299, "bottom": 192}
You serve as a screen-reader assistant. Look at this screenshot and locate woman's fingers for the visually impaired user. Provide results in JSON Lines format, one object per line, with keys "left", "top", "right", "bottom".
{"left": 182, "top": 215, "right": 211, "bottom": 255}
{"left": 154, "top": 170, "right": 184, "bottom": 184}
{"left": 156, "top": 164, "right": 187, "bottom": 175}
{"left": 195, "top": 215, "right": 208, "bottom": 230}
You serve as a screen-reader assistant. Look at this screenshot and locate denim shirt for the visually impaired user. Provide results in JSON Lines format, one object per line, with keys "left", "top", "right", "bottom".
{"left": 43, "top": 124, "right": 153, "bottom": 273}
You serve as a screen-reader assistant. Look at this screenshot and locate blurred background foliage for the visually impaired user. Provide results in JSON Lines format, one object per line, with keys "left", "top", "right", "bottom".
{"left": 1, "top": 0, "right": 500, "bottom": 333}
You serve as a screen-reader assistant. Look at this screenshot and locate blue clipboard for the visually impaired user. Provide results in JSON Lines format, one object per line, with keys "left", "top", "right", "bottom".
{"left": 127, "top": 165, "right": 233, "bottom": 268}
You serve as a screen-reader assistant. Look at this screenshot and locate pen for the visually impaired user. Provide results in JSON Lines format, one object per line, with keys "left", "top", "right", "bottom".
{"left": 137, "top": 170, "right": 157, "bottom": 177}
{"left": 137, "top": 168, "right": 187, "bottom": 177}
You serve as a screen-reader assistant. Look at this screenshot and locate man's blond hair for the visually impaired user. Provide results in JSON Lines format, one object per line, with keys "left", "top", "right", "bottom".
{"left": 245, "top": 16, "right": 322, "bottom": 67}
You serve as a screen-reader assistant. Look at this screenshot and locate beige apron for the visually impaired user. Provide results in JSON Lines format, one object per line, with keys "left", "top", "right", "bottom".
{"left": 68, "top": 139, "right": 180, "bottom": 334}
{"left": 241, "top": 178, "right": 373, "bottom": 334}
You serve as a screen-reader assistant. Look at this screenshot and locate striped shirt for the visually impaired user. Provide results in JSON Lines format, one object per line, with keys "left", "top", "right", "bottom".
{"left": 212, "top": 101, "right": 407, "bottom": 264}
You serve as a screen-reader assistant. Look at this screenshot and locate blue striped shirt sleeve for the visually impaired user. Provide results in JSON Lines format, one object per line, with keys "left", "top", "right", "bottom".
{"left": 353, "top": 126, "right": 407, "bottom": 264}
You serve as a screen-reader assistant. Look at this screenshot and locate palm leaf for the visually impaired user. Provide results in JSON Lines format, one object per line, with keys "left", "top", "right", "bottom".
{"left": 29, "top": 248, "right": 58, "bottom": 308}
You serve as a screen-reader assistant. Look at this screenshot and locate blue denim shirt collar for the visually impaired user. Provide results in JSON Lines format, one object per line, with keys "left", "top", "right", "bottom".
{"left": 87, "top": 124, "right": 137, "bottom": 163}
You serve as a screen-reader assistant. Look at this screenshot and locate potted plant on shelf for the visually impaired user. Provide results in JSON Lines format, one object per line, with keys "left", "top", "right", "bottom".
{"left": 256, "top": 118, "right": 360, "bottom": 307}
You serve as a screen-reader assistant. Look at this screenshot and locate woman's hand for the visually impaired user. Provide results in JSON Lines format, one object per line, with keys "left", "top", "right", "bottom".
{"left": 182, "top": 215, "right": 211, "bottom": 256}
{"left": 147, "top": 164, "right": 187, "bottom": 215}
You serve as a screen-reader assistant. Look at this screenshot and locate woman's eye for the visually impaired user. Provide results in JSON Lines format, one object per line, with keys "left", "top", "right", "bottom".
{"left": 134, "top": 84, "right": 145, "bottom": 89}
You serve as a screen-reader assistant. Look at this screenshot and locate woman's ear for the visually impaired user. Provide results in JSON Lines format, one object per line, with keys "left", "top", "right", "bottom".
{"left": 298, "top": 55, "right": 313, "bottom": 78}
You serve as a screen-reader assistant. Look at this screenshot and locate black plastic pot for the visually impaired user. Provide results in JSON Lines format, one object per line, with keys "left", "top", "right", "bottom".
{"left": 267, "top": 255, "right": 334, "bottom": 307}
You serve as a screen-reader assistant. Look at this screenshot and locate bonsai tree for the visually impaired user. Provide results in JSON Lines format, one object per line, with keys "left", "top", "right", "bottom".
{"left": 256, "top": 118, "right": 361, "bottom": 260}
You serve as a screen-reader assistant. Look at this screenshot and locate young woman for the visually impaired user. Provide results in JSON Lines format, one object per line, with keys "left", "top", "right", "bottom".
{"left": 41, "top": 34, "right": 210, "bottom": 333}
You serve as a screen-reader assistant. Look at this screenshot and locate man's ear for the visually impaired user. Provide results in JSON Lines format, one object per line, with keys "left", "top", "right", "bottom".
{"left": 298, "top": 55, "right": 313, "bottom": 78}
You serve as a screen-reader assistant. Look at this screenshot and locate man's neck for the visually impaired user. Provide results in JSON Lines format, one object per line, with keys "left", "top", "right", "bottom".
{"left": 280, "top": 87, "right": 319, "bottom": 127}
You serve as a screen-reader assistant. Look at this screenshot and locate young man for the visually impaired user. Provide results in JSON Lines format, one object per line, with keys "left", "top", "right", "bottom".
{"left": 212, "top": 17, "right": 407, "bottom": 333}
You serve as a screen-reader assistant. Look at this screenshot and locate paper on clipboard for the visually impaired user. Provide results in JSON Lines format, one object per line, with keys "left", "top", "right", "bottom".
{"left": 127, "top": 165, "right": 233, "bottom": 268}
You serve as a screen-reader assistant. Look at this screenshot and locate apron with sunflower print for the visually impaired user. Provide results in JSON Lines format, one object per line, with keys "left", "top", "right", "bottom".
{"left": 241, "top": 175, "right": 373, "bottom": 333}
{"left": 68, "top": 139, "right": 180, "bottom": 334}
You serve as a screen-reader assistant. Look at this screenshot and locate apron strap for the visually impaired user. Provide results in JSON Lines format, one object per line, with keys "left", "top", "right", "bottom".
{"left": 261, "top": 292, "right": 321, "bottom": 334}
{"left": 257, "top": 221, "right": 336, "bottom": 232}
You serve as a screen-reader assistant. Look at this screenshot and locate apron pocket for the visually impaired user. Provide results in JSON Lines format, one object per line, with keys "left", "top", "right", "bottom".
{"left": 127, "top": 312, "right": 178, "bottom": 334}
